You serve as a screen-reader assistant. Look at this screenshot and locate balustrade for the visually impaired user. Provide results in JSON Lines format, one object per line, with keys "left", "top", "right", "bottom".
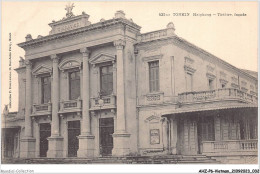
{"left": 59, "top": 98, "right": 82, "bottom": 113}
{"left": 32, "top": 102, "right": 52, "bottom": 115}
{"left": 178, "top": 88, "right": 257, "bottom": 104}
{"left": 202, "top": 139, "right": 258, "bottom": 154}
{"left": 90, "top": 95, "right": 116, "bottom": 110}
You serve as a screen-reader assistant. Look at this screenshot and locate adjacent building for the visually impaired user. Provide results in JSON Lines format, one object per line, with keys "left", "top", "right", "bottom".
{"left": 1, "top": 7, "right": 258, "bottom": 163}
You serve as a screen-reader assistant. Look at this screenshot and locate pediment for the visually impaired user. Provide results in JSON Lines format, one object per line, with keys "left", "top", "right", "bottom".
{"left": 59, "top": 58, "right": 81, "bottom": 71}
{"left": 206, "top": 72, "right": 216, "bottom": 80}
{"left": 145, "top": 115, "right": 161, "bottom": 123}
{"left": 89, "top": 52, "right": 115, "bottom": 65}
{"left": 184, "top": 65, "right": 196, "bottom": 74}
{"left": 32, "top": 64, "right": 52, "bottom": 76}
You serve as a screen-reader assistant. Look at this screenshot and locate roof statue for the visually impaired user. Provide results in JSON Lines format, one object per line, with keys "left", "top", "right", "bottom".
{"left": 65, "top": 2, "right": 75, "bottom": 18}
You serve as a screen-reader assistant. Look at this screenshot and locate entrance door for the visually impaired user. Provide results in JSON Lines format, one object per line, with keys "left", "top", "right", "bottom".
{"left": 99, "top": 118, "right": 114, "bottom": 156}
{"left": 40, "top": 123, "right": 51, "bottom": 157}
{"left": 4, "top": 133, "right": 14, "bottom": 158}
{"left": 3, "top": 128, "right": 19, "bottom": 158}
{"left": 68, "top": 121, "right": 80, "bottom": 157}
{"left": 197, "top": 117, "right": 215, "bottom": 154}
{"left": 177, "top": 118, "right": 198, "bottom": 155}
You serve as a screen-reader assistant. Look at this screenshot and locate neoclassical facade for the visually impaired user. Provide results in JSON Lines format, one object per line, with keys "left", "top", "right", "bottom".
{"left": 2, "top": 8, "right": 258, "bottom": 163}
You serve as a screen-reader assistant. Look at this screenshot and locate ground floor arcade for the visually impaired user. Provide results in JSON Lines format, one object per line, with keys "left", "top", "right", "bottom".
{"left": 164, "top": 107, "right": 258, "bottom": 156}
{"left": 2, "top": 106, "right": 258, "bottom": 163}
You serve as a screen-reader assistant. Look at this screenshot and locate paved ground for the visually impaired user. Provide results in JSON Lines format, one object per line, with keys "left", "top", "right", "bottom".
{"left": 2, "top": 155, "right": 220, "bottom": 164}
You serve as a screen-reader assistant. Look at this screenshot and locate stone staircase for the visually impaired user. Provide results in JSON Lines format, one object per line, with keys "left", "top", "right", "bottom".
{"left": 2, "top": 154, "right": 219, "bottom": 164}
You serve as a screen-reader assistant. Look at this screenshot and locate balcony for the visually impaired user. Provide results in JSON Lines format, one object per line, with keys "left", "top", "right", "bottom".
{"left": 31, "top": 102, "right": 52, "bottom": 116}
{"left": 138, "top": 88, "right": 257, "bottom": 107}
{"left": 178, "top": 88, "right": 258, "bottom": 105}
{"left": 90, "top": 95, "right": 116, "bottom": 110}
{"left": 138, "top": 92, "right": 179, "bottom": 106}
{"left": 202, "top": 139, "right": 258, "bottom": 156}
{"left": 59, "top": 98, "right": 82, "bottom": 114}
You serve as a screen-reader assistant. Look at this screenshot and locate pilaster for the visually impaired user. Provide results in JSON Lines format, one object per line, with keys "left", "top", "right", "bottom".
{"left": 24, "top": 60, "right": 33, "bottom": 137}
{"left": 47, "top": 54, "right": 64, "bottom": 158}
{"left": 77, "top": 47, "right": 95, "bottom": 158}
{"left": 20, "top": 60, "right": 36, "bottom": 158}
{"left": 50, "top": 54, "right": 60, "bottom": 137}
{"left": 112, "top": 39, "right": 131, "bottom": 156}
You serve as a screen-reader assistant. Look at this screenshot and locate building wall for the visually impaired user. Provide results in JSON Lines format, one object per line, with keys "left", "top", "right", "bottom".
{"left": 136, "top": 40, "right": 257, "bottom": 100}
{"left": 136, "top": 38, "right": 257, "bottom": 155}
{"left": 8, "top": 15, "right": 258, "bottom": 159}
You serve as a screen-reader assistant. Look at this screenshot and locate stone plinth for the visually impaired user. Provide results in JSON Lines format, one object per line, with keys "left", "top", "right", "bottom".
{"left": 20, "top": 137, "right": 36, "bottom": 158}
{"left": 112, "top": 132, "right": 131, "bottom": 156}
{"left": 77, "top": 135, "right": 95, "bottom": 158}
{"left": 47, "top": 136, "right": 64, "bottom": 158}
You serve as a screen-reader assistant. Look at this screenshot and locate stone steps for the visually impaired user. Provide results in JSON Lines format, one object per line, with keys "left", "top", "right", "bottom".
{"left": 2, "top": 154, "right": 219, "bottom": 164}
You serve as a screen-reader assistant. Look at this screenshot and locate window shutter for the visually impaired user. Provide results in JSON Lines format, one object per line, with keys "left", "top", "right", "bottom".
{"left": 149, "top": 60, "right": 159, "bottom": 92}
{"left": 100, "top": 65, "right": 113, "bottom": 95}
{"left": 69, "top": 71, "right": 80, "bottom": 100}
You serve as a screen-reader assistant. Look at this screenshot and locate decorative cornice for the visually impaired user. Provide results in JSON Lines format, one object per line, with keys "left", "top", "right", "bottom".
{"left": 136, "top": 38, "right": 173, "bottom": 51}
{"left": 142, "top": 54, "right": 163, "bottom": 62}
{"left": 184, "top": 65, "right": 196, "bottom": 74}
{"left": 18, "top": 18, "right": 141, "bottom": 49}
{"left": 206, "top": 72, "right": 216, "bottom": 80}
{"left": 14, "top": 66, "right": 26, "bottom": 73}
{"left": 219, "top": 79, "right": 228, "bottom": 85}
{"left": 171, "top": 36, "right": 257, "bottom": 81}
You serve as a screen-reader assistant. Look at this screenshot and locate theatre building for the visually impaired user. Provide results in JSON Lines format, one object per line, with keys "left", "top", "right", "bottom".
{"left": 1, "top": 8, "right": 258, "bottom": 163}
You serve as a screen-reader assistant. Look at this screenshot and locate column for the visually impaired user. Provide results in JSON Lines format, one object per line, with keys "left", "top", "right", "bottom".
{"left": 47, "top": 54, "right": 63, "bottom": 158}
{"left": 170, "top": 117, "right": 178, "bottom": 154}
{"left": 77, "top": 48, "right": 95, "bottom": 158}
{"left": 162, "top": 118, "right": 169, "bottom": 154}
{"left": 25, "top": 60, "right": 33, "bottom": 137}
{"left": 20, "top": 60, "right": 36, "bottom": 158}
{"left": 183, "top": 119, "right": 189, "bottom": 154}
{"left": 214, "top": 116, "right": 221, "bottom": 141}
{"left": 112, "top": 39, "right": 131, "bottom": 156}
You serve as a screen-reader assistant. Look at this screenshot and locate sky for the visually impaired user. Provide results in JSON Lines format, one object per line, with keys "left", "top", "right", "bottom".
{"left": 1, "top": 1, "right": 258, "bottom": 112}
